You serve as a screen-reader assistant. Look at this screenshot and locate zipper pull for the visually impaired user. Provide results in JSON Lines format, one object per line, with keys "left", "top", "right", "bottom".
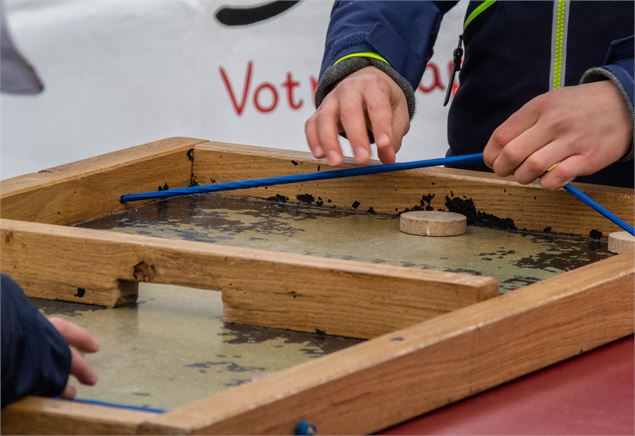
{"left": 443, "top": 34, "right": 463, "bottom": 107}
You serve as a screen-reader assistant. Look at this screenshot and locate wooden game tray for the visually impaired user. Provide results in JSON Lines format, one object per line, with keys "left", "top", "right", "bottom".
{"left": 1, "top": 137, "right": 633, "bottom": 434}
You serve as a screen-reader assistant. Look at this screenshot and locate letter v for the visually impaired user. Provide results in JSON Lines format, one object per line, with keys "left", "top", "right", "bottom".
{"left": 219, "top": 61, "right": 253, "bottom": 115}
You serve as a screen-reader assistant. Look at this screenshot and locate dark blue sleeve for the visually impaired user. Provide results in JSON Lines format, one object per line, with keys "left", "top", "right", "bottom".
{"left": 1, "top": 274, "right": 71, "bottom": 408}
{"left": 603, "top": 35, "right": 635, "bottom": 106}
{"left": 320, "top": 1, "right": 460, "bottom": 89}
{"left": 602, "top": 36, "right": 634, "bottom": 107}
{"left": 582, "top": 35, "right": 634, "bottom": 111}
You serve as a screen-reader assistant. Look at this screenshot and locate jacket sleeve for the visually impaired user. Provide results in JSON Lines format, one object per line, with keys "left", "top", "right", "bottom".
{"left": 581, "top": 35, "right": 634, "bottom": 160}
{"left": 315, "top": 1, "right": 460, "bottom": 115}
{"left": 1, "top": 274, "right": 71, "bottom": 408}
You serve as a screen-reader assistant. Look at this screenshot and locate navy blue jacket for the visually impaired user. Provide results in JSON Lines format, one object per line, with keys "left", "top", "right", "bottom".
{"left": 318, "top": 1, "right": 634, "bottom": 187}
{"left": 1, "top": 275, "right": 70, "bottom": 407}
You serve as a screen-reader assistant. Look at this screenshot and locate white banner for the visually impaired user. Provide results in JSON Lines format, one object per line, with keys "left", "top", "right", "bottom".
{"left": 1, "top": 0, "right": 466, "bottom": 178}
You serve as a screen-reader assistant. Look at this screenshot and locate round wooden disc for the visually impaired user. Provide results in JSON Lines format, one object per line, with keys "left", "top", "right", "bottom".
{"left": 608, "top": 231, "right": 635, "bottom": 254}
{"left": 399, "top": 211, "right": 467, "bottom": 237}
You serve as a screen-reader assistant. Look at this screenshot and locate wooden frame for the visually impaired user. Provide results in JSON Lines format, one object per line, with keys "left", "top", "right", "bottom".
{"left": 1, "top": 137, "right": 633, "bottom": 434}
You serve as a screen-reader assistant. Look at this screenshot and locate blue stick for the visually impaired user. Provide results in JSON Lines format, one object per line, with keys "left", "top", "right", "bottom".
{"left": 564, "top": 183, "right": 634, "bottom": 236}
{"left": 120, "top": 153, "right": 485, "bottom": 203}
{"left": 63, "top": 396, "right": 166, "bottom": 413}
{"left": 119, "top": 152, "right": 633, "bottom": 235}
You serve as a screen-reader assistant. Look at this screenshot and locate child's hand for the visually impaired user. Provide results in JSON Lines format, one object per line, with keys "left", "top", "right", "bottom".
{"left": 48, "top": 317, "right": 99, "bottom": 398}
{"left": 484, "top": 81, "right": 632, "bottom": 190}
{"left": 305, "top": 66, "right": 410, "bottom": 166}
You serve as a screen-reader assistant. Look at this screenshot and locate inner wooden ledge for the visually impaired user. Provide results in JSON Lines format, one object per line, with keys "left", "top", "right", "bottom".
{"left": 0, "top": 218, "right": 499, "bottom": 340}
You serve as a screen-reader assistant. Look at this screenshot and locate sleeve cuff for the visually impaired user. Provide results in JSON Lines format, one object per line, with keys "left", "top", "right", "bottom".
{"left": 315, "top": 56, "right": 416, "bottom": 120}
{"left": 581, "top": 67, "right": 634, "bottom": 161}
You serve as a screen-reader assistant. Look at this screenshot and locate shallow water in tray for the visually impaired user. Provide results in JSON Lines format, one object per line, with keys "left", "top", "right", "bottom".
{"left": 46, "top": 194, "right": 612, "bottom": 410}
{"left": 35, "top": 284, "right": 359, "bottom": 410}
{"left": 78, "top": 194, "right": 612, "bottom": 292}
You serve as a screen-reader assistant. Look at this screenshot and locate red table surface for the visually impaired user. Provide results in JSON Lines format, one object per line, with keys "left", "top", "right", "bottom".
{"left": 384, "top": 336, "right": 634, "bottom": 435}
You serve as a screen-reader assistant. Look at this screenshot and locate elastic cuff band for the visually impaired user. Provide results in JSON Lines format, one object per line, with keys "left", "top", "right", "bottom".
{"left": 335, "top": 52, "right": 390, "bottom": 66}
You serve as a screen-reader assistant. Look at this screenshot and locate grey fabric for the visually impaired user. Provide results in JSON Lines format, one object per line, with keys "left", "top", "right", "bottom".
{"left": 581, "top": 67, "right": 634, "bottom": 161}
{"left": 314, "top": 56, "right": 416, "bottom": 120}
{"left": 0, "top": 0, "right": 44, "bottom": 94}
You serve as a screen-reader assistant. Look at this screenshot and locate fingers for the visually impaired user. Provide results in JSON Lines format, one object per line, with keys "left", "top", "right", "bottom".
{"left": 484, "top": 96, "right": 542, "bottom": 168}
{"left": 512, "top": 140, "right": 568, "bottom": 186}
{"left": 304, "top": 114, "right": 324, "bottom": 159}
{"left": 389, "top": 101, "right": 411, "bottom": 156}
{"left": 315, "top": 99, "right": 344, "bottom": 166}
{"left": 70, "top": 347, "right": 98, "bottom": 386}
{"left": 377, "top": 146, "right": 396, "bottom": 164}
{"left": 339, "top": 90, "right": 372, "bottom": 163}
{"left": 539, "top": 155, "right": 586, "bottom": 190}
{"left": 492, "top": 124, "right": 559, "bottom": 183}
{"left": 509, "top": 140, "right": 588, "bottom": 190}
{"left": 59, "top": 348, "right": 98, "bottom": 402}
{"left": 49, "top": 317, "right": 99, "bottom": 353}
{"left": 373, "top": 84, "right": 409, "bottom": 164}
{"left": 49, "top": 317, "right": 99, "bottom": 390}
{"left": 365, "top": 84, "right": 393, "bottom": 151}
{"left": 60, "top": 384, "right": 77, "bottom": 399}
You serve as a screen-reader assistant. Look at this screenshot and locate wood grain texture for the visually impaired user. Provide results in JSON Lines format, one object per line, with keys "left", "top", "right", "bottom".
{"left": 144, "top": 253, "right": 634, "bottom": 435}
{"left": 7, "top": 254, "right": 632, "bottom": 435}
{"left": 0, "top": 219, "right": 498, "bottom": 333}
{"left": 192, "top": 142, "right": 634, "bottom": 236}
{"left": 0, "top": 137, "right": 206, "bottom": 225}
{"left": 1, "top": 397, "right": 153, "bottom": 435}
{"left": 3, "top": 139, "right": 632, "bottom": 434}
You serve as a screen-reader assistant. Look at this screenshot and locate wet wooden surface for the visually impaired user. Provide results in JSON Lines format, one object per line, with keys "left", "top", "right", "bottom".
{"left": 40, "top": 194, "right": 612, "bottom": 411}
{"left": 78, "top": 194, "right": 612, "bottom": 292}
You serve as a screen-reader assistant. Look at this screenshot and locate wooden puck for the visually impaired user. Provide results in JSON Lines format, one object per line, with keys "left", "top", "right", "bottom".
{"left": 399, "top": 211, "right": 467, "bottom": 237}
{"left": 608, "top": 231, "right": 635, "bottom": 254}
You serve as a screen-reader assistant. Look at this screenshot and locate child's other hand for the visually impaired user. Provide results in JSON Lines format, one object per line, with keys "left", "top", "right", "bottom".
{"left": 48, "top": 317, "right": 99, "bottom": 398}
{"left": 483, "top": 81, "right": 632, "bottom": 190}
